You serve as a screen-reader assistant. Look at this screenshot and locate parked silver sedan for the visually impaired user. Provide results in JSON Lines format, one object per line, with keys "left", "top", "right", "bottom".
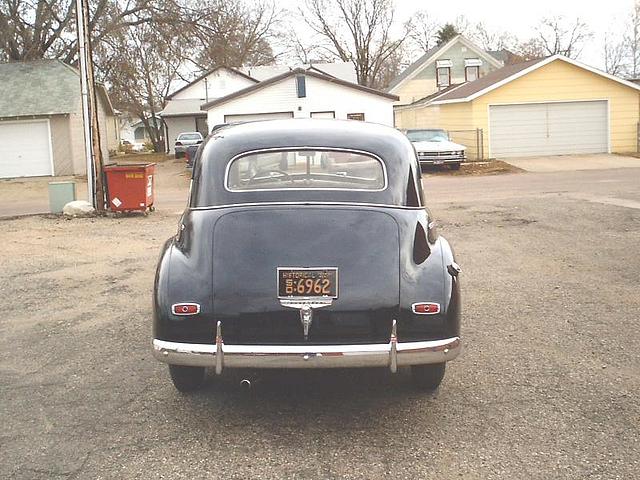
{"left": 174, "top": 132, "right": 203, "bottom": 158}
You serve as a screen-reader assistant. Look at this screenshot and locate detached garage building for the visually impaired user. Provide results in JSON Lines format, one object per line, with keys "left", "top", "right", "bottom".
{"left": 394, "top": 55, "right": 640, "bottom": 158}
{"left": 201, "top": 68, "right": 398, "bottom": 127}
{"left": 0, "top": 60, "right": 116, "bottom": 178}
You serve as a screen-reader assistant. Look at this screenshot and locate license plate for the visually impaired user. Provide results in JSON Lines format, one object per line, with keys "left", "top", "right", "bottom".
{"left": 277, "top": 267, "right": 338, "bottom": 298}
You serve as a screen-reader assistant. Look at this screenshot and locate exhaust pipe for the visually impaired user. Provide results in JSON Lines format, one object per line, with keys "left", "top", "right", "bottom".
{"left": 240, "top": 379, "right": 252, "bottom": 391}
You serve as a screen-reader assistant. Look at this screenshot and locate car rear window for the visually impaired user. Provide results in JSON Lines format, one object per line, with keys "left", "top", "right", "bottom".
{"left": 226, "top": 149, "right": 386, "bottom": 191}
{"left": 178, "top": 133, "right": 201, "bottom": 141}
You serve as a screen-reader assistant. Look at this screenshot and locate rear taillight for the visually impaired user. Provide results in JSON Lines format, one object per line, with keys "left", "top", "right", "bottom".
{"left": 412, "top": 302, "right": 440, "bottom": 315}
{"left": 172, "top": 303, "right": 200, "bottom": 315}
{"left": 176, "top": 141, "right": 182, "bottom": 146}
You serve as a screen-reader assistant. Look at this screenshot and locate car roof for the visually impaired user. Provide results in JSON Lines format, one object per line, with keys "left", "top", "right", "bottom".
{"left": 191, "top": 119, "right": 421, "bottom": 208}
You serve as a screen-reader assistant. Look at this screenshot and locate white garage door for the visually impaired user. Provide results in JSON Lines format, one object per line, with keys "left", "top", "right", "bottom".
{"left": 224, "top": 112, "right": 294, "bottom": 123}
{"left": 0, "top": 120, "right": 53, "bottom": 178}
{"left": 489, "top": 101, "right": 608, "bottom": 158}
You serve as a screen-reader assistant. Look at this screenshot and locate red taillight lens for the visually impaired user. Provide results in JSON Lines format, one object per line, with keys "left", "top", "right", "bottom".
{"left": 412, "top": 302, "right": 440, "bottom": 315}
{"left": 172, "top": 303, "right": 200, "bottom": 315}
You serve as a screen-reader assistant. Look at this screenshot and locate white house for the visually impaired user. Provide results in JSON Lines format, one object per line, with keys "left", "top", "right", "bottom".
{"left": 161, "top": 67, "right": 258, "bottom": 153}
{"left": 201, "top": 68, "right": 398, "bottom": 127}
{"left": 119, "top": 114, "right": 161, "bottom": 145}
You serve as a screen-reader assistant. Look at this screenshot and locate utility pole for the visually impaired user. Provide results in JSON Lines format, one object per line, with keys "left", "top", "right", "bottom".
{"left": 75, "top": 0, "right": 105, "bottom": 211}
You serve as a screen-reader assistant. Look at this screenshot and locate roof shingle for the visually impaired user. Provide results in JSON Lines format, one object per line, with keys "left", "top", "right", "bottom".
{"left": 0, "top": 60, "right": 81, "bottom": 117}
{"left": 432, "top": 57, "right": 547, "bottom": 102}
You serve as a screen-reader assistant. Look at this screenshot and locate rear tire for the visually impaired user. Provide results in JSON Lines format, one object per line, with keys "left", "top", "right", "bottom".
{"left": 411, "top": 363, "right": 446, "bottom": 391}
{"left": 450, "top": 163, "right": 461, "bottom": 170}
{"left": 169, "top": 365, "right": 206, "bottom": 392}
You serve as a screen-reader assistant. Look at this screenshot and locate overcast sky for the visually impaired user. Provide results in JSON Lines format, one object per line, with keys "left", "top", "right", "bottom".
{"left": 288, "top": 0, "right": 636, "bottom": 69}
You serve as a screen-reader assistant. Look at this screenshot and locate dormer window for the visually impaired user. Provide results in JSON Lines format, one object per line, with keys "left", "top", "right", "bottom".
{"left": 436, "top": 59, "right": 452, "bottom": 88}
{"left": 464, "top": 58, "right": 482, "bottom": 82}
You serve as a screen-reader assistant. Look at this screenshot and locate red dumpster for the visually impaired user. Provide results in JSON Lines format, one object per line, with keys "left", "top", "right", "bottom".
{"left": 104, "top": 163, "right": 156, "bottom": 213}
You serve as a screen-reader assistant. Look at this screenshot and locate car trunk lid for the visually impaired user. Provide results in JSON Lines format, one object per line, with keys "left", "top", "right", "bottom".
{"left": 212, "top": 207, "right": 400, "bottom": 345}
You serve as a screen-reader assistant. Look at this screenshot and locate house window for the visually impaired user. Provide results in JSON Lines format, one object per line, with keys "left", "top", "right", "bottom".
{"left": 436, "top": 67, "right": 451, "bottom": 88}
{"left": 311, "top": 111, "right": 335, "bottom": 119}
{"left": 347, "top": 113, "right": 365, "bottom": 121}
{"left": 465, "top": 65, "right": 480, "bottom": 82}
{"left": 134, "top": 126, "right": 146, "bottom": 140}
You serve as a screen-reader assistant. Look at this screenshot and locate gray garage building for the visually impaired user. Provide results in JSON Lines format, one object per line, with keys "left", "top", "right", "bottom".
{"left": 0, "top": 60, "right": 117, "bottom": 178}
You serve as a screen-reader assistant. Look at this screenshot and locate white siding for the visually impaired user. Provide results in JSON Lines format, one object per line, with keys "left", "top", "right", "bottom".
{"left": 206, "top": 75, "right": 395, "bottom": 127}
{"left": 489, "top": 101, "right": 609, "bottom": 157}
{"left": 172, "top": 69, "right": 255, "bottom": 101}
{"left": 224, "top": 112, "right": 294, "bottom": 122}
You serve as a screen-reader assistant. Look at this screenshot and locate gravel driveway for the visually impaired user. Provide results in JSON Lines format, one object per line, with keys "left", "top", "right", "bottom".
{"left": 1, "top": 168, "right": 639, "bottom": 479}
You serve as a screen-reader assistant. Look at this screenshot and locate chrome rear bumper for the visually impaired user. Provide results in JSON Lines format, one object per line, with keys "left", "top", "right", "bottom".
{"left": 153, "top": 321, "right": 461, "bottom": 374}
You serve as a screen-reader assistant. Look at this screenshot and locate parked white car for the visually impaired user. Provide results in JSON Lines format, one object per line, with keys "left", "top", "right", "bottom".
{"left": 175, "top": 132, "right": 203, "bottom": 158}
{"left": 404, "top": 129, "right": 466, "bottom": 170}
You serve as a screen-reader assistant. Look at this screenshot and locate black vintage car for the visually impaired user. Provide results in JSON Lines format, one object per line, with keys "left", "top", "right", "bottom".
{"left": 153, "top": 119, "right": 462, "bottom": 392}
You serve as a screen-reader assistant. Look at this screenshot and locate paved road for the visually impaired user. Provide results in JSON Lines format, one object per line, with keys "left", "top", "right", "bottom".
{"left": 1, "top": 165, "right": 639, "bottom": 479}
{"left": 423, "top": 167, "right": 640, "bottom": 208}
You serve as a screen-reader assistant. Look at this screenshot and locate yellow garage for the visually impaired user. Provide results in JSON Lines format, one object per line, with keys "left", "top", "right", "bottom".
{"left": 394, "top": 55, "right": 640, "bottom": 158}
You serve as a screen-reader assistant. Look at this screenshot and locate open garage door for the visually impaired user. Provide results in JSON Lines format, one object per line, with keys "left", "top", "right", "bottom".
{"left": 489, "top": 101, "right": 608, "bottom": 158}
{"left": 224, "top": 112, "right": 294, "bottom": 123}
{"left": 0, "top": 120, "right": 53, "bottom": 178}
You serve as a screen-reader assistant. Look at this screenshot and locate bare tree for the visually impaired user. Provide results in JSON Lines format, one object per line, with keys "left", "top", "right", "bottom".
{"left": 0, "top": 0, "right": 168, "bottom": 64}
{"left": 473, "top": 22, "right": 517, "bottom": 52}
{"left": 97, "top": 19, "right": 187, "bottom": 152}
{"left": 624, "top": 1, "right": 640, "bottom": 77}
{"left": 535, "top": 16, "right": 592, "bottom": 59}
{"left": 300, "top": 0, "right": 409, "bottom": 88}
{"left": 283, "top": 30, "right": 335, "bottom": 64}
{"left": 603, "top": 32, "right": 627, "bottom": 75}
{"left": 405, "top": 10, "right": 438, "bottom": 54}
{"left": 452, "top": 15, "right": 471, "bottom": 36}
{"left": 512, "top": 38, "right": 546, "bottom": 61}
{"left": 185, "top": 0, "right": 281, "bottom": 70}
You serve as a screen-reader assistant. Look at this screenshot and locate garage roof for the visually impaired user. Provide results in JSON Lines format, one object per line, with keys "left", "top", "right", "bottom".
{"left": 201, "top": 68, "right": 399, "bottom": 111}
{"left": 166, "top": 66, "right": 258, "bottom": 100}
{"left": 429, "top": 55, "right": 640, "bottom": 105}
{"left": 160, "top": 99, "right": 208, "bottom": 117}
{"left": 0, "top": 60, "right": 83, "bottom": 117}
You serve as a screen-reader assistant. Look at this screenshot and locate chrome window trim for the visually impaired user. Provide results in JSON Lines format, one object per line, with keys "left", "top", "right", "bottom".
{"left": 189, "top": 201, "right": 426, "bottom": 211}
{"left": 223, "top": 147, "right": 388, "bottom": 193}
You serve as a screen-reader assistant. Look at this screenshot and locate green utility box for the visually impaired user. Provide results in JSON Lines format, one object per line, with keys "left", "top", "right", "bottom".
{"left": 48, "top": 181, "right": 77, "bottom": 213}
